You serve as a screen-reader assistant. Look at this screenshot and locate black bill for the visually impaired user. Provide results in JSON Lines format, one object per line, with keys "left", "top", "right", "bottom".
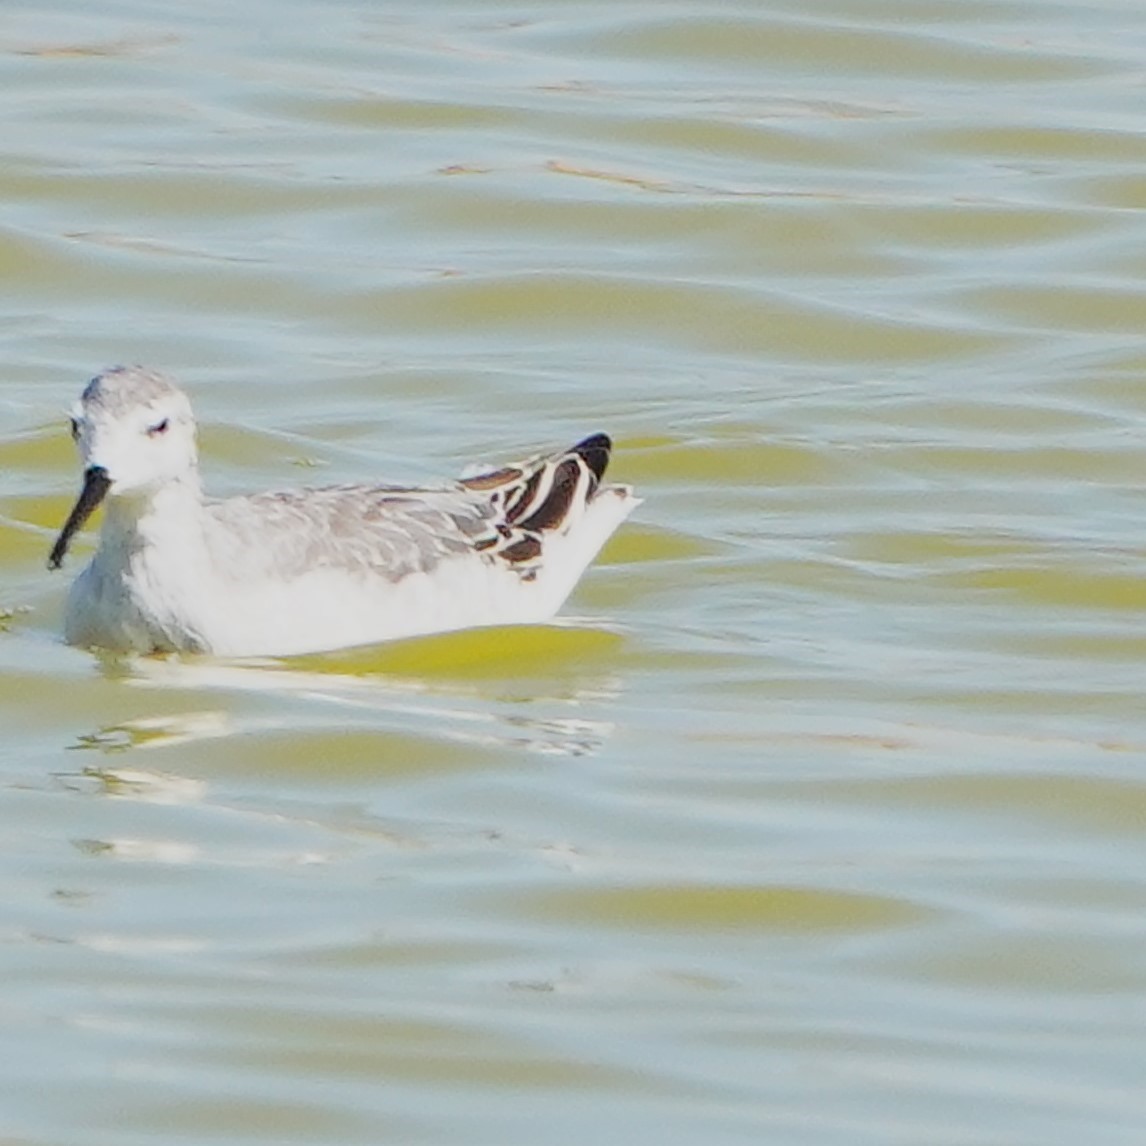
{"left": 48, "top": 466, "right": 111, "bottom": 570}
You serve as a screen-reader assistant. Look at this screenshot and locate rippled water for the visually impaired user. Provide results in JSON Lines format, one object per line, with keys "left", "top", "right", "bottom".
{"left": 3, "top": 1, "right": 1146, "bottom": 1142}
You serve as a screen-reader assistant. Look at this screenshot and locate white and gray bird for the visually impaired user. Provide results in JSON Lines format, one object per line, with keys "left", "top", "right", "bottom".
{"left": 49, "top": 366, "right": 639, "bottom": 657}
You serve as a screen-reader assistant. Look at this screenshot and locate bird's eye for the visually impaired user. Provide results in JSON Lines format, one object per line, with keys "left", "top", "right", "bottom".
{"left": 147, "top": 418, "right": 170, "bottom": 438}
{"left": 68, "top": 418, "right": 80, "bottom": 441}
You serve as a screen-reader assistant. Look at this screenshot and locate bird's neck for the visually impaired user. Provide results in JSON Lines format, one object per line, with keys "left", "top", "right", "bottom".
{"left": 99, "top": 475, "right": 206, "bottom": 565}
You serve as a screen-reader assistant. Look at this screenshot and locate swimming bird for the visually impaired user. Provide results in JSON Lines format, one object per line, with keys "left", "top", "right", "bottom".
{"left": 49, "top": 367, "right": 639, "bottom": 657}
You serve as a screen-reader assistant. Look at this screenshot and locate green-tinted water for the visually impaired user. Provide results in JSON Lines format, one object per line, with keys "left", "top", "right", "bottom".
{"left": 2, "top": 2, "right": 1146, "bottom": 1142}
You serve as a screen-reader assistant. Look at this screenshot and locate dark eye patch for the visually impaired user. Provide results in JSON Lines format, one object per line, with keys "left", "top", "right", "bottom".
{"left": 147, "top": 418, "right": 170, "bottom": 437}
{"left": 69, "top": 418, "right": 80, "bottom": 441}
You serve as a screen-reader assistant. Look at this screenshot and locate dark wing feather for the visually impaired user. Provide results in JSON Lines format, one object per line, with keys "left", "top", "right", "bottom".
{"left": 458, "top": 433, "right": 613, "bottom": 575}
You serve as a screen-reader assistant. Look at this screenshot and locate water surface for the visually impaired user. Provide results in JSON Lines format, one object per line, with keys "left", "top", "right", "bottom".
{"left": 2, "top": 1, "right": 1146, "bottom": 1143}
